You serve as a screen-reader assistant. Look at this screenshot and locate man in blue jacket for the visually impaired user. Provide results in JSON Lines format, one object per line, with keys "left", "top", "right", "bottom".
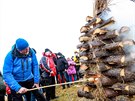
{"left": 3, "top": 38, "right": 46, "bottom": 101}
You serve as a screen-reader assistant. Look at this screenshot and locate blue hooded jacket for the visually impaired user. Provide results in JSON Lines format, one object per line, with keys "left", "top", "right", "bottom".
{"left": 3, "top": 47, "right": 40, "bottom": 92}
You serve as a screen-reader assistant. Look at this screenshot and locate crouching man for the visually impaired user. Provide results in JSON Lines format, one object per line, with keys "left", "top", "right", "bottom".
{"left": 3, "top": 38, "right": 46, "bottom": 101}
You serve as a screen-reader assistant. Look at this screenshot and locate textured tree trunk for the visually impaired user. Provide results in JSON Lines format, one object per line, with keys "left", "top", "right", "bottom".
{"left": 86, "top": 17, "right": 115, "bottom": 36}
{"left": 103, "top": 55, "right": 125, "bottom": 64}
{"left": 98, "top": 30, "right": 119, "bottom": 40}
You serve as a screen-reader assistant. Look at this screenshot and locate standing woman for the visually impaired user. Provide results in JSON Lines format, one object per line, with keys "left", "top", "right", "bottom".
{"left": 40, "top": 48, "right": 58, "bottom": 101}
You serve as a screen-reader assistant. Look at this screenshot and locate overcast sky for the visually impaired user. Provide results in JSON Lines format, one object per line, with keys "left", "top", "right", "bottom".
{"left": 0, "top": 0, "right": 93, "bottom": 71}
{"left": 1, "top": 0, "right": 134, "bottom": 72}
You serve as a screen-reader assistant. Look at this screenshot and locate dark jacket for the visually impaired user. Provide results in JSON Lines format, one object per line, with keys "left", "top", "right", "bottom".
{"left": 56, "top": 56, "right": 68, "bottom": 72}
{"left": 0, "top": 72, "right": 6, "bottom": 93}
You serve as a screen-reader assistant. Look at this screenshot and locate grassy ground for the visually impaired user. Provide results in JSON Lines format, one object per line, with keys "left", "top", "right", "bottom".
{"left": 51, "top": 84, "right": 79, "bottom": 101}
{"left": 51, "top": 84, "right": 89, "bottom": 101}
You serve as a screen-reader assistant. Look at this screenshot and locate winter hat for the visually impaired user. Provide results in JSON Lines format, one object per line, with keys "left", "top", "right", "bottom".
{"left": 57, "top": 52, "right": 62, "bottom": 56}
{"left": 57, "top": 52, "right": 64, "bottom": 57}
{"left": 16, "top": 38, "right": 29, "bottom": 51}
{"left": 44, "top": 48, "right": 51, "bottom": 53}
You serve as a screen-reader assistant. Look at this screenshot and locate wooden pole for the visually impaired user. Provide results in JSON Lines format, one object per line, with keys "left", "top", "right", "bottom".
{"left": 27, "top": 78, "right": 95, "bottom": 92}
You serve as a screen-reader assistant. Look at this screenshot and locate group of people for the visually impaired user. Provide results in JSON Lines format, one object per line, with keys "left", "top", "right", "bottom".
{"left": 0, "top": 38, "right": 81, "bottom": 101}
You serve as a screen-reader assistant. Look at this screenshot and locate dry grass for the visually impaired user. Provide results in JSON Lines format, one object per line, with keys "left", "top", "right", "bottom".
{"left": 51, "top": 84, "right": 91, "bottom": 101}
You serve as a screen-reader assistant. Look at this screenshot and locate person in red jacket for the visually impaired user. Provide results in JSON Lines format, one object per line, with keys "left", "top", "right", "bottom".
{"left": 39, "top": 48, "right": 58, "bottom": 101}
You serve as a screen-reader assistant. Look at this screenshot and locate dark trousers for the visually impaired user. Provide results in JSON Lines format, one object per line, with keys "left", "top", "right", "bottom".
{"left": 59, "top": 71, "right": 70, "bottom": 89}
{"left": 11, "top": 78, "right": 46, "bottom": 101}
{"left": 0, "top": 95, "right": 5, "bottom": 101}
{"left": 0, "top": 89, "right": 6, "bottom": 101}
{"left": 7, "top": 94, "right": 13, "bottom": 101}
{"left": 75, "top": 65, "right": 80, "bottom": 80}
{"left": 40, "top": 76, "right": 56, "bottom": 101}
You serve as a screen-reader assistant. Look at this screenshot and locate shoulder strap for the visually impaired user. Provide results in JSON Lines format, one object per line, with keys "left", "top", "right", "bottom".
{"left": 11, "top": 45, "right": 16, "bottom": 61}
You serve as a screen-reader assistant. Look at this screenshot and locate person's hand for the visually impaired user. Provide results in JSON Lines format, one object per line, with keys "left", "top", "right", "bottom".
{"left": 18, "top": 87, "right": 28, "bottom": 94}
{"left": 50, "top": 71, "right": 54, "bottom": 76}
{"left": 33, "top": 83, "right": 39, "bottom": 88}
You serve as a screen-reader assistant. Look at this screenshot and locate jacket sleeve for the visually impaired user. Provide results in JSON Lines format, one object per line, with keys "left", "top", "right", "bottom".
{"left": 71, "top": 60, "right": 76, "bottom": 66}
{"left": 63, "top": 58, "right": 68, "bottom": 69}
{"left": 40, "top": 57, "right": 52, "bottom": 72}
{"left": 3, "top": 52, "right": 22, "bottom": 92}
{"left": 31, "top": 51, "right": 40, "bottom": 84}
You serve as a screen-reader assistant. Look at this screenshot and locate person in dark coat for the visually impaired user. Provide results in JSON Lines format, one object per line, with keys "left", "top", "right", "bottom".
{"left": 0, "top": 71, "right": 6, "bottom": 101}
{"left": 56, "top": 52, "right": 70, "bottom": 89}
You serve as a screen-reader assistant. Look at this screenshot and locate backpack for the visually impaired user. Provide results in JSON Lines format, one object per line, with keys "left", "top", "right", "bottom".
{"left": 11, "top": 46, "right": 34, "bottom": 72}
{"left": 11, "top": 46, "right": 33, "bottom": 61}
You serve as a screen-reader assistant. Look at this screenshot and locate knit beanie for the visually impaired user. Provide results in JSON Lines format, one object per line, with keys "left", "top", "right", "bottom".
{"left": 57, "top": 52, "right": 62, "bottom": 56}
{"left": 45, "top": 48, "right": 51, "bottom": 53}
{"left": 16, "top": 38, "right": 29, "bottom": 51}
